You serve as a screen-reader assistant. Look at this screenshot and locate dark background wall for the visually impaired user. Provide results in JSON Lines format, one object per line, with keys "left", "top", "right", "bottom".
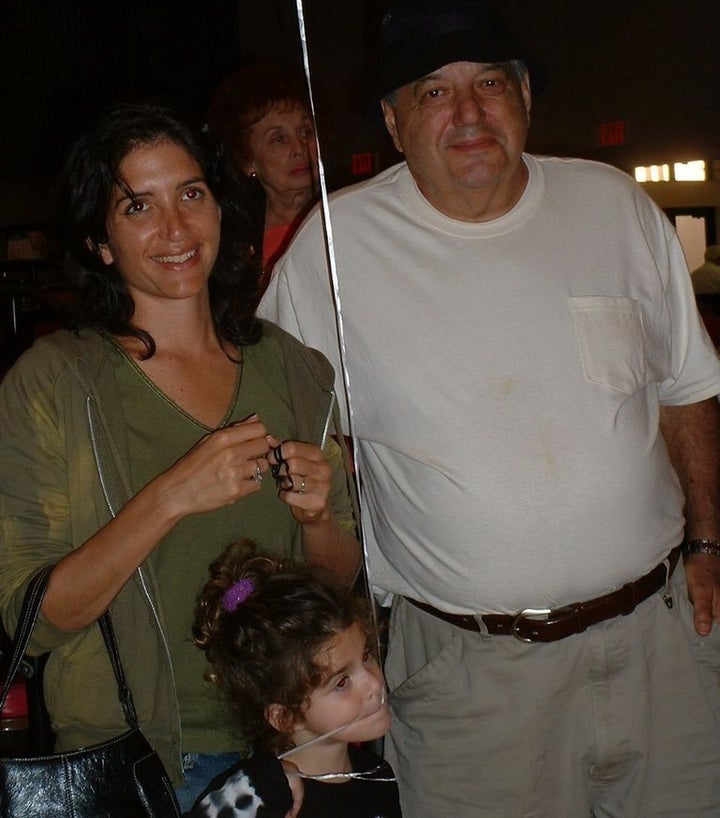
{"left": 1, "top": 0, "right": 719, "bottom": 227}
{"left": 505, "top": 0, "right": 720, "bottom": 166}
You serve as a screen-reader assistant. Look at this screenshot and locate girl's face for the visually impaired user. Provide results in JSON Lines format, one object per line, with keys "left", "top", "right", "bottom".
{"left": 291, "top": 621, "right": 391, "bottom": 748}
{"left": 98, "top": 139, "right": 222, "bottom": 308}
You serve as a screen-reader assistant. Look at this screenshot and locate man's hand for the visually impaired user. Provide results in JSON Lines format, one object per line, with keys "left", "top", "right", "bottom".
{"left": 660, "top": 398, "right": 720, "bottom": 635}
{"left": 684, "top": 552, "right": 720, "bottom": 635}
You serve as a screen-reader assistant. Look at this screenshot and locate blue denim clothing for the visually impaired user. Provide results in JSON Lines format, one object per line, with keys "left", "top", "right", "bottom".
{"left": 175, "top": 752, "right": 242, "bottom": 814}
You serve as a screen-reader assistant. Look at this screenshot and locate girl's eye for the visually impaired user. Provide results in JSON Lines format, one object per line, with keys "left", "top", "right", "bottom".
{"left": 335, "top": 675, "right": 349, "bottom": 690}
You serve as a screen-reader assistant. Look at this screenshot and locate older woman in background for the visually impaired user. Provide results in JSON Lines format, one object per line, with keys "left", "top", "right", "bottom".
{"left": 207, "top": 63, "right": 319, "bottom": 295}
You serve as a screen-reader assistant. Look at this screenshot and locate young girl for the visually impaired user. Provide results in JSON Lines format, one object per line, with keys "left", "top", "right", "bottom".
{"left": 186, "top": 540, "right": 401, "bottom": 818}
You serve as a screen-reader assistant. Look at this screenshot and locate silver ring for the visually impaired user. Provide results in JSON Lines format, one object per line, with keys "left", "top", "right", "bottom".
{"left": 298, "top": 477, "right": 306, "bottom": 494}
{"left": 253, "top": 462, "right": 263, "bottom": 483}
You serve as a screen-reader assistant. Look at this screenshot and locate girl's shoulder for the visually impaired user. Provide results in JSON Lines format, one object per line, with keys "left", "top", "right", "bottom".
{"left": 300, "top": 746, "right": 402, "bottom": 818}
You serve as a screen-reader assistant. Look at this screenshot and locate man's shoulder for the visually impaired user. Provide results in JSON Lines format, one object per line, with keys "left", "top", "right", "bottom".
{"left": 334, "top": 161, "right": 408, "bottom": 198}
{"left": 290, "top": 162, "right": 409, "bottom": 249}
{"left": 532, "top": 154, "right": 637, "bottom": 190}
{"left": 529, "top": 154, "right": 654, "bottom": 220}
{"left": 306, "top": 162, "right": 408, "bottom": 220}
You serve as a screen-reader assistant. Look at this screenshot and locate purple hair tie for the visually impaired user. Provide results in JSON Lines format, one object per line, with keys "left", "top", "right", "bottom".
{"left": 222, "top": 578, "right": 255, "bottom": 612}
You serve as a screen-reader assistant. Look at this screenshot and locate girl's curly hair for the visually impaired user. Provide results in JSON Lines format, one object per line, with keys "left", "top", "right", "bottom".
{"left": 193, "top": 539, "right": 373, "bottom": 755}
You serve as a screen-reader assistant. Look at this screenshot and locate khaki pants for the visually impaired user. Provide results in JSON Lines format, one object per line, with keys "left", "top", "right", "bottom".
{"left": 384, "top": 564, "right": 720, "bottom": 818}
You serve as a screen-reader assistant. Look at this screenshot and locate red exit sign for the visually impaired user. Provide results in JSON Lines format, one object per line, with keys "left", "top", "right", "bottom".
{"left": 351, "top": 152, "right": 377, "bottom": 176}
{"left": 599, "top": 121, "right": 626, "bottom": 147}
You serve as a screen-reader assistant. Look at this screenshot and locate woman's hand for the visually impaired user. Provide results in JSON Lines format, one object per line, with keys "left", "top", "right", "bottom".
{"left": 159, "top": 415, "right": 271, "bottom": 518}
{"left": 266, "top": 435, "right": 332, "bottom": 525}
{"left": 42, "top": 415, "right": 272, "bottom": 631}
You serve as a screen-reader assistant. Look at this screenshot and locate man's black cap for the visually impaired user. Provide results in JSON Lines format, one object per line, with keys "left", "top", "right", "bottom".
{"left": 378, "top": 0, "right": 529, "bottom": 99}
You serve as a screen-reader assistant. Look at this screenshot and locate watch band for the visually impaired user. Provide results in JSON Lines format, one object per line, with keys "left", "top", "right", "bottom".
{"left": 682, "top": 539, "right": 720, "bottom": 558}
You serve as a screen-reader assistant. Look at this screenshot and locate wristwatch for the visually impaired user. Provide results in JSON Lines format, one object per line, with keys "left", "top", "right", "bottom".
{"left": 682, "top": 539, "right": 720, "bottom": 558}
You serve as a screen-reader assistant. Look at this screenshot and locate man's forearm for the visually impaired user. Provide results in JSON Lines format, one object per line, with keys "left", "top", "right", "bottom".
{"left": 659, "top": 397, "right": 720, "bottom": 539}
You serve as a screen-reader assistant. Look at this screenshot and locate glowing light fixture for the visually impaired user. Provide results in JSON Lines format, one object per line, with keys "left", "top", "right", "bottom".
{"left": 634, "top": 165, "right": 670, "bottom": 182}
{"left": 635, "top": 160, "right": 706, "bottom": 183}
{"left": 673, "top": 160, "right": 706, "bottom": 181}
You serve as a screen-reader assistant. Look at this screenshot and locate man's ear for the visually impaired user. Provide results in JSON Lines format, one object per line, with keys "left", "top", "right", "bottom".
{"left": 266, "top": 703, "right": 295, "bottom": 735}
{"left": 86, "top": 237, "right": 114, "bottom": 266}
{"left": 521, "top": 70, "right": 532, "bottom": 119}
{"left": 381, "top": 100, "right": 404, "bottom": 154}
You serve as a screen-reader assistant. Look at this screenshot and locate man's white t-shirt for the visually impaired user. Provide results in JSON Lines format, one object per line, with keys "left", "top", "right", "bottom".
{"left": 259, "top": 155, "right": 720, "bottom": 614}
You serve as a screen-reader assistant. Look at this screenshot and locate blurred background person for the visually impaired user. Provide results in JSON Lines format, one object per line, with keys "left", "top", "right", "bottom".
{"left": 691, "top": 244, "right": 720, "bottom": 294}
{"left": 691, "top": 244, "right": 720, "bottom": 347}
{"left": 207, "top": 63, "right": 319, "bottom": 296}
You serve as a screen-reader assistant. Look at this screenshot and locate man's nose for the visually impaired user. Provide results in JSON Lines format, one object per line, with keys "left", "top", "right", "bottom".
{"left": 453, "top": 90, "right": 486, "bottom": 125}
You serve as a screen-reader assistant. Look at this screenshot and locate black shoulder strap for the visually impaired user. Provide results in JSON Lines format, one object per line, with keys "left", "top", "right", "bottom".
{"left": 0, "top": 566, "right": 139, "bottom": 730}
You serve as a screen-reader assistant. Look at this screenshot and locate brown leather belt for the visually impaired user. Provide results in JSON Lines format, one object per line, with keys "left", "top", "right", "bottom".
{"left": 406, "top": 545, "right": 682, "bottom": 643}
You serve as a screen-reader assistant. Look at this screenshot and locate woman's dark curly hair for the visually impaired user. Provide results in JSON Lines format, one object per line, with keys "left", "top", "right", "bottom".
{"left": 54, "top": 100, "right": 262, "bottom": 357}
{"left": 193, "top": 539, "right": 374, "bottom": 755}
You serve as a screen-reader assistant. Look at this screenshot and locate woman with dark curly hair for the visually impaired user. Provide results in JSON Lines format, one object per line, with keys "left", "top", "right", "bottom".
{"left": 56, "top": 100, "right": 262, "bottom": 356}
{"left": 0, "top": 101, "right": 359, "bottom": 812}
{"left": 188, "top": 540, "right": 399, "bottom": 818}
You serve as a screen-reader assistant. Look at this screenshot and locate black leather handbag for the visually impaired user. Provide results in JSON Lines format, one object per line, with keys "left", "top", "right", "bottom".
{"left": 0, "top": 566, "right": 181, "bottom": 817}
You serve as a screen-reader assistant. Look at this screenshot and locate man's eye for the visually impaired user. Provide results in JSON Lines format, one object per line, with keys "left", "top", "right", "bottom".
{"left": 480, "top": 76, "right": 507, "bottom": 95}
{"left": 419, "top": 87, "right": 446, "bottom": 106}
{"left": 183, "top": 187, "right": 204, "bottom": 201}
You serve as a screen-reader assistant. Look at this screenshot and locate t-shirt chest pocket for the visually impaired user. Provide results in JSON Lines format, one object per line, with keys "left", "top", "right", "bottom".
{"left": 570, "top": 296, "right": 648, "bottom": 393}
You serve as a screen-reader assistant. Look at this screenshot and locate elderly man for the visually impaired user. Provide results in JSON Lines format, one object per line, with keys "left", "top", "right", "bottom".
{"left": 259, "top": 0, "right": 720, "bottom": 815}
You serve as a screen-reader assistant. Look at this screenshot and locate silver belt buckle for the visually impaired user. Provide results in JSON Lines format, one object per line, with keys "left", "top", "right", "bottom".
{"left": 511, "top": 608, "right": 553, "bottom": 643}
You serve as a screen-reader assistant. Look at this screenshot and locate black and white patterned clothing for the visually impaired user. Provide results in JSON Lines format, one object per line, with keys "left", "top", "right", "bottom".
{"left": 186, "top": 745, "right": 401, "bottom": 818}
